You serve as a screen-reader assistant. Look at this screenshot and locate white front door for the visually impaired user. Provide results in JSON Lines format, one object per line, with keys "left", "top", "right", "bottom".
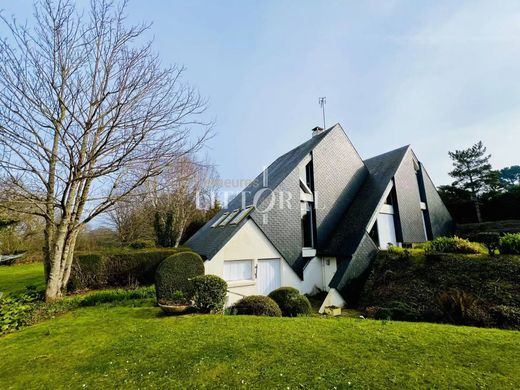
{"left": 257, "top": 258, "right": 281, "bottom": 295}
{"left": 377, "top": 213, "right": 397, "bottom": 249}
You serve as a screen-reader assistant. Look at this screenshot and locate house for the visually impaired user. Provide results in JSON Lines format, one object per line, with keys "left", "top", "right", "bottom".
{"left": 185, "top": 124, "right": 454, "bottom": 312}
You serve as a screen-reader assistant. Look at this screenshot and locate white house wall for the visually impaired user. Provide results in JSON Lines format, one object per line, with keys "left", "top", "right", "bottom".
{"left": 205, "top": 219, "right": 338, "bottom": 306}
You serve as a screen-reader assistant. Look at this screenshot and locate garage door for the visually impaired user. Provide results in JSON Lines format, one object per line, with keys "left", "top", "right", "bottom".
{"left": 257, "top": 258, "right": 281, "bottom": 295}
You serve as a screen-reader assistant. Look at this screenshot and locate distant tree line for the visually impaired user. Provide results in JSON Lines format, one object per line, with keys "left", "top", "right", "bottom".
{"left": 438, "top": 141, "right": 520, "bottom": 224}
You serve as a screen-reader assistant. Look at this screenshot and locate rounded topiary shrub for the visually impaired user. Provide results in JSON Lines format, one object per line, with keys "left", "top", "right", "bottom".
{"left": 268, "top": 287, "right": 312, "bottom": 317}
{"left": 232, "top": 295, "right": 282, "bottom": 317}
{"left": 155, "top": 251, "right": 204, "bottom": 304}
{"left": 191, "top": 275, "right": 228, "bottom": 314}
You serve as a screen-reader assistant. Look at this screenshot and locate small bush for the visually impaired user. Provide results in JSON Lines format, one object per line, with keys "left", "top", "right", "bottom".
{"left": 128, "top": 239, "right": 155, "bottom": 249}
{"left": 387, "top": 245, "right": 408, "bottom": 256}
{"left": 426, "top": 236, "right": 480, "bottom": 254}
{"left": 0, "top": 292, "right": 37, "bottom": 335}
{"left": 475, "top": 232, "right": 500, "bottom": 255}
{"left": 268, "top": 287, "right": 312, "bottom": 317}
{"left": 499, "top": 233, "right": 520, "bottom": 255}
{"left": 191, "top": 275, "right": 228, "bottom": 314}
{"left": 155, "top": 251, "right": 204, "bottom": 304}
{"left": 490, "top": 305, "right": 520, "bottom": 330}
{"left": 232, "top": 295, "right": 282, "bottom": 317}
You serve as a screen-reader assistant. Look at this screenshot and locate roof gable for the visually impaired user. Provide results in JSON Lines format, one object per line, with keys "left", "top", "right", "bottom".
{"left": 185, "top": 125, "right": 338, "bottom": 260}
{"left": 321, "top": 145, "right": 410, "bottom": 258}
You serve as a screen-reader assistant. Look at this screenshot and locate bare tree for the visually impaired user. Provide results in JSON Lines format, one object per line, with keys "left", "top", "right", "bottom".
{"left": 151, "top": 155, "right": 218, "bottom": 247}
{"left": 0, "top": 0, "right": 210, "bottom": 300}
{"left": 107, "top": 198, "right": 153, "bottom": 244}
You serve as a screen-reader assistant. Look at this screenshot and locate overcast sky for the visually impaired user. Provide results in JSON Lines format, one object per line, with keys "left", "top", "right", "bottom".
{"left": 2, "top": 0, "right": 519, "bottom": 192}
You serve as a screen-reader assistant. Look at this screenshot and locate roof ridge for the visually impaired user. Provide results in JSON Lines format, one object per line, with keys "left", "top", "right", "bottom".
{"left": 364, "top": 144, "right": 410, "bottom": 163}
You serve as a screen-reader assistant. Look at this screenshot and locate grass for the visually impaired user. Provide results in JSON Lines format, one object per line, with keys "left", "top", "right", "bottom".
{"left": 0, "top": 263, "right": 44, "bottom": 295}
{"left": 1, "top": 304, "right": 519, "bottom": 389}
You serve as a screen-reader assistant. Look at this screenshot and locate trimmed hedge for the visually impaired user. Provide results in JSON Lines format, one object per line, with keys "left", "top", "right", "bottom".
{"left": 499, "top": 233, "right": 520, "bottom": 255}
{"left": 68, "top": 249, "right": 183, "bottom": 291}
{"left": 268, "top": 287, "right": 312, "bottom": 317}
{"left": 155, "top": 251, "right": 204, "bottom": 304}
{"left": 232, "top": 295, "right": 282, "bottom": 317}
{"left": 191, "top": 275, "right": 228, "bottom": 314}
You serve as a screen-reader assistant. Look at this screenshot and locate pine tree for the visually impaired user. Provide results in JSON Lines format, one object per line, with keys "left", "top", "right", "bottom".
{"left": 500, "top": 165, "right": 520, "bottom": 187}
{"left": 448, "top": 141, "right": 495, "bottom": 223}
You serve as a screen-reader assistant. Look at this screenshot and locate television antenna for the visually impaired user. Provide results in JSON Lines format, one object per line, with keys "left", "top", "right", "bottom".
{"left": 318, "top": 97, "right": 326, "bottom": 130}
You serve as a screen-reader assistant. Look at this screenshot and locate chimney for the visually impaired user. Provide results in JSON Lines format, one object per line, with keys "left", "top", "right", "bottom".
{"left": 311, "top": 126, "right": 324, "bottom": 137}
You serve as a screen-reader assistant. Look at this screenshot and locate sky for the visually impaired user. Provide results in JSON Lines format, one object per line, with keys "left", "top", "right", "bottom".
{"left": 2, "top": 0, "right": 520, "bottom": 195}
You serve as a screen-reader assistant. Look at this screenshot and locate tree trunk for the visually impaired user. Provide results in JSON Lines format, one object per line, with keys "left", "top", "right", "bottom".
{"left": 44, "top": 227, "right": 80, "bottom": 301}
{"left": 473, "top": 196, "right": 483, "bottom": 223}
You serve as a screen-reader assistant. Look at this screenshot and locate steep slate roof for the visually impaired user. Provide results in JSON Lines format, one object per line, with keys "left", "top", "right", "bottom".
{"left": 185, "top": 128, "right": 333, "bottom": 260}
{"left": 321, "top": 145, "right": 410, "bottom": 259}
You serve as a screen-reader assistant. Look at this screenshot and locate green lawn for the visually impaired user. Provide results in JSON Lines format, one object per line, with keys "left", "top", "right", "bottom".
{"left": 0, "top": 263, "right": 45, "bottom": 295}
{"left": 1, "top": 303, "right": 519, "bottom": 389}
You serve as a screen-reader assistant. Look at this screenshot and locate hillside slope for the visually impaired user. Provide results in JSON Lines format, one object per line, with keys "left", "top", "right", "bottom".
{"left": 358, "top": 251, "right": 520, "bottom": 328}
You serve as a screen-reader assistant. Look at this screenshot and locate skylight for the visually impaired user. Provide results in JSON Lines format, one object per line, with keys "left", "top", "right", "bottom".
{"left": 230, "top": 206, "right": 254, "bottom": 225}
{"left": 211, "top": 212, "right": 229, "bottom": 228}
{"left": 218, "top": 209, "right": 240, "bottom": 226}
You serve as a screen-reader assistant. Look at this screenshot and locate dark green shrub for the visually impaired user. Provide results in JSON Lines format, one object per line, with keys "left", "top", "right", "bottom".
{"left": 232, "top": 295, "right": 282, "bottom": 317}
{"left": 475, "top": 232, "right": 500, "bottom": 255}
{"left": 191, "top": 275, "right": 228, "bottom": 313}
{"left": 268, "top": 287, "right": 312, "bottom": 317}
{"left": 128, "top": 239, "right": 155, "bottom": 249}
{"left": 68, "top": 249, "right": 182, "bottom": 291}
{"left": 426, "top": 236, "right": 480, "bottom": 254}
{"left": 490, "top": 305, "right": 520, "bottom": 330}
{"left": 155, "top": 251, "right": 204, "bottom": 304}
{"left": 437, "top": 289, "right": 491, "bottom": 326}
{"left": 499, "top": 233, "right": 520, "bottom": 255}
{"left": 371, "top": 307, "right": 392, "bottom": 320}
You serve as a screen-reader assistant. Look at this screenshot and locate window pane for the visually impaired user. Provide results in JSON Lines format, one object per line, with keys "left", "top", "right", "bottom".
{"left": 301, "top": 203, "right": 314, "bottom": 248}
{"left": 211, "top": 213, "right": 229, "bottom": 228}
{"left": 224, "top": 260, "right": 252, "bottom": 281}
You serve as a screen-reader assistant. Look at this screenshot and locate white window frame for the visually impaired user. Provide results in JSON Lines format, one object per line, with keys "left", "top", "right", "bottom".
{"left": 223, "top": 259, "right": 254, "bottom": 283}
